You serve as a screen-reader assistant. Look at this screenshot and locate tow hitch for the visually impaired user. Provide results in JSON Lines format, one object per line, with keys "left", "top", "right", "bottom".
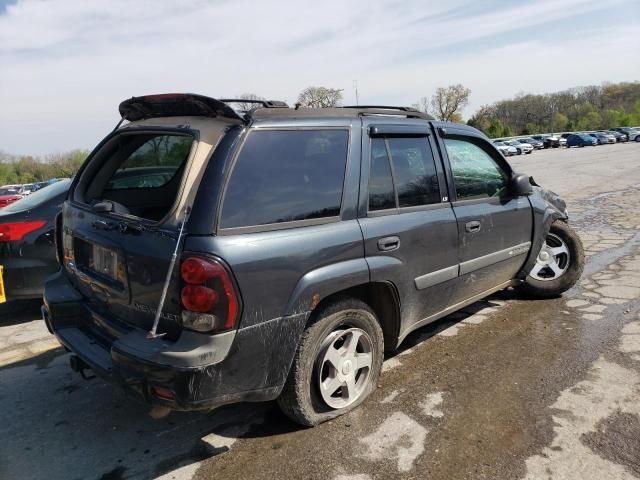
{"left": 69, "top": 355, "right": 95, "bottom": 380}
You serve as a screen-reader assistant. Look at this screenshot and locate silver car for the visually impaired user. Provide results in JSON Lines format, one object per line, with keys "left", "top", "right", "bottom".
{"left": 493, "top": 141, "right": 518, "bottom": 156}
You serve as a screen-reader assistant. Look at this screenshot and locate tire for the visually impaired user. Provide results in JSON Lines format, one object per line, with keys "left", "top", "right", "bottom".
{"left": 277, "top": 297, "right": 384, "bottom": 426}
{"left": 517, "top": 221, "right": 584, "bottom": 299}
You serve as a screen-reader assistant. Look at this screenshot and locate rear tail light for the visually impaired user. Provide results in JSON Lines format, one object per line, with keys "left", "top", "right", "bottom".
{"left": 180, "top": 255, "right": 240, "bottom": 333}
{"left": 0, "top": 220, "right": 47, "bottom": 242}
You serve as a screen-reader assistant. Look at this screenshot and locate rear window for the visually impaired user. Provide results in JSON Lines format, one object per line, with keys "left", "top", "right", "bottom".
{"left": 220, "top": 129, "right": 349, "bottom": 229}
{"left": 76, "top": 132, "right": 196, "bottom": 222}
{"left": 106, "top": 135, "right": 191, "bottom": 190}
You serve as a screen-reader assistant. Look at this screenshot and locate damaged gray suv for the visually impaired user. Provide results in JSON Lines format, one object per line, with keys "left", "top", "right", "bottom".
{"left": 43, "top": 94, "right": 584, "bottom": 426}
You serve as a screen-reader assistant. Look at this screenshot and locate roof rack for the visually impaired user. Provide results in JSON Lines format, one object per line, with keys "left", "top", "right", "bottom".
{"left": 340, "top": 105, "right": 432, "bottom": 120}
{"left": 219, "top": 99, "right": 289, "bottom": 108}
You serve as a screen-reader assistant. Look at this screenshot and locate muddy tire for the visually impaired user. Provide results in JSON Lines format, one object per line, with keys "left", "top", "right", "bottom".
{"left": 277, "top": 298, "right": 384, "bottom": 426}
{"left": 517, "top": 220, "right": 584, "bottom": 299}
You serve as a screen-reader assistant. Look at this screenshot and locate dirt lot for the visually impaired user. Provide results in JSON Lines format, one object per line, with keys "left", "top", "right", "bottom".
{"left": 1, "top": 143, "right": 639, "bottom": 480}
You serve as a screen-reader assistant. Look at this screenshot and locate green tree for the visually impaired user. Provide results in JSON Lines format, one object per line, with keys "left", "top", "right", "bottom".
{"left": 552, "top": 112, "right": 569, "bottom": 132}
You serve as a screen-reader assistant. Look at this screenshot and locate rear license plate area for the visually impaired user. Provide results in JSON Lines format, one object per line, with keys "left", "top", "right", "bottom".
{"left": 74, "top": 237, "right": 123, "bottom": 287}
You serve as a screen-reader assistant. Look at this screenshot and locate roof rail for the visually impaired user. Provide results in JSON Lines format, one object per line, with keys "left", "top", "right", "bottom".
{"left": 340, "top": 105, "right": 432, "bottom": 120}
{"left": 219, "top": 99, "right": 289, "bottom": 108}
{"left": 341, "top": 105, "right": 418, "bottom": 112}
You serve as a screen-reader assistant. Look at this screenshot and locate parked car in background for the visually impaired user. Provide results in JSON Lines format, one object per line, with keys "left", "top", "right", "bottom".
{"left": 0, "top": 179, "right": 70, "bottom": 301}
{"left": 610, "top": 127, "right": 640, "bottom": 141}
{"left": 588, "top": 132, "right": 615, "bottom": 145}
{"left": 493, "top": 140, "right": 518, "bottom": 156}
{"left": 532, "top": 134, "right": 560, "bottom": 148}
{"left": 602, "top": 130, "right": 627, "bottom": 142}
{"left": 0, "top": 189, "right": 23, "bottom": 208}
{"left": 566, "top": 133, "right": 598, "bottom": 147}
{"left": 509, "top": 139, "right": 534, "bottom": 154}
{"left": 43, "top": 94, "right": 584, "bottom": 426}
{"left": 16, "top": 184, "right": 35, "bottom": 195}
{"left": 519, "top": 137, "right": 544, "bottom": 150}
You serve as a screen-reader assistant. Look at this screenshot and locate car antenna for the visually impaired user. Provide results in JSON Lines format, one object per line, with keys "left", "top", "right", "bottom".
{"left": 147, "top": 205, "right": 191, "bottom": 339}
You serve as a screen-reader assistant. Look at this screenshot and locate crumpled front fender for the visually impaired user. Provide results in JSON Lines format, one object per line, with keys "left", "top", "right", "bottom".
{"left": 518, "top": 180, "right": 569, "bottom": 279}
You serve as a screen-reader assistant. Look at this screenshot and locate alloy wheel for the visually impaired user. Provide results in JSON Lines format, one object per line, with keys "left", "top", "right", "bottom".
{"left": 530, "top": 233, "right": 570, "bottom": 281}
{"left": 316, "top": 327, "right": 373, "bottom": 409}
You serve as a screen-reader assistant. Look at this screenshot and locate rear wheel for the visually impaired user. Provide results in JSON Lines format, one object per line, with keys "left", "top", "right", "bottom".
{"left": 277, "top": 298, "right": 384, "bottom": 426}
{"left": 517, "top": 221, "right": 584, "bottom": 298}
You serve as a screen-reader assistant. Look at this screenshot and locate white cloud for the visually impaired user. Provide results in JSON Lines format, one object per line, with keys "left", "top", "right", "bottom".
{"left": 0, "top": 0, "right": 638, "bottom": 154}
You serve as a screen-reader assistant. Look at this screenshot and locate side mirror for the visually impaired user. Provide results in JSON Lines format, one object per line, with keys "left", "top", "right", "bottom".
{"left": 509, "top": 173, "right": 533, "bottom": 196}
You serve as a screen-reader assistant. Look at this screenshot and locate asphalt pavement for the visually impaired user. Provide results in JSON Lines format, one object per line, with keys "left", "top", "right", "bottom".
{"left": 1, "top": 142, "right": 639, "bottom": 480}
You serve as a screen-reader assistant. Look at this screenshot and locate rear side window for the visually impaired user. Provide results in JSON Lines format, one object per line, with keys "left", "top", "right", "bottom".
{"left": 387, "top": 137, "right": 440, "bottom": 207}
{"left": 106, "top": 135, "right": 191, "bottom": 190}
{"left": 368, "top": 138, "right": 395, "bottom": 211}
{"left": 220, "top": 129, "right": 349, "bottom": 229}
{"left": 367, "top": 136, "right": 441, "bottom": 212}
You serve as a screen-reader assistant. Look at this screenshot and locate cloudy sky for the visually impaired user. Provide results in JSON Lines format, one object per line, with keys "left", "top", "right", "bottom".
{"left": 0, "top": 0, "right": 638, "bottom": 155}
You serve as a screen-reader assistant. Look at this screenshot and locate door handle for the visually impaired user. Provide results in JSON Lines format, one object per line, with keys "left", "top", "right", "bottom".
{"left": 465, "top": 221, "right": 481, "bottom": 233}
{"left": 377, "top": 236, "right": 400, "bottom": 252}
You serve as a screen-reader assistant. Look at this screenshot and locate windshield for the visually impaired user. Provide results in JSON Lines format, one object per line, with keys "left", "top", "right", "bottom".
{"left": 2, "top": 179, "right": 70, "bottom": 213}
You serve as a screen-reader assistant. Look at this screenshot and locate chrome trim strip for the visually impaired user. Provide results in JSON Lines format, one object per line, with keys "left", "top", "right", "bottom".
{"left": 459, "top": 242, "right": 531, "bottom": 275}
{"left": 414, "top": 265, "right": 458, "bottom": 290}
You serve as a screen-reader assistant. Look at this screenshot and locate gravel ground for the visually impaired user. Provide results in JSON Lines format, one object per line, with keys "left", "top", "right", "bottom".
{"left": 0, "top": 142, "right": 639, "bottom": 480}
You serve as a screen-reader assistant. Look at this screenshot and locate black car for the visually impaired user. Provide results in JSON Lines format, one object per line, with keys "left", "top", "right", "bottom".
{"left": 0, "top": 179, "right": 70, "bottom": 301}
{"left": 43, "top": 94, "right": 584, "bottom": 426}
{"left": 531, "top": 134, "right": 560, "bottom": 148}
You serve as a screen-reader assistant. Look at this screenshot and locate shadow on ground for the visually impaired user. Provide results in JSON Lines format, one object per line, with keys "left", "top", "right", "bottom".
{"left": 0, "top": 299, "right": 44, "bottom": 327}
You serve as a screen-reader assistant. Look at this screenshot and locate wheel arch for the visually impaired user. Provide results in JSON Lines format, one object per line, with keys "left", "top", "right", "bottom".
{"left": 283, "top": 257, "right": 402, "bottom": 352}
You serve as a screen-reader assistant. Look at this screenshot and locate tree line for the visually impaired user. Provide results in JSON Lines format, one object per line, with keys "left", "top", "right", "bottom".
{"left": 467, "top": 81, "right": 640, "bottom": 138}
{"left": 0, "top": 150, "right": 88, "bottom": 186}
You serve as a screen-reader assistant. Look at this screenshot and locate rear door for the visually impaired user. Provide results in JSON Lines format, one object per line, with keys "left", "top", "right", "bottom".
{"left": 437, "top": 128, "right": 533, "bottom": 302}
{"left": 358, "top": 121, "right": 459, "bottom": 336}
{"left": 62, "top": 129, "right": 202, "bottom": 340}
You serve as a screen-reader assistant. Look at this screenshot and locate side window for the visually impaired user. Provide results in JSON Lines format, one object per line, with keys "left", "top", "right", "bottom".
{"left": 368, "top": 138, "right": 395, "bottom": 211}
{"left": 444, "top": 138, "right": 509, "bottom": 200}
{"left": 387, "top": 137, "right": 441, "bottom": 207}
{"left": 220, "top": 129, "right": 348, "bottom": 229}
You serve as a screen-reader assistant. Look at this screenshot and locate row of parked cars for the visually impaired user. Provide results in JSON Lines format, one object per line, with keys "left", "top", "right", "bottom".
{"left": 0, "top": 178, "right": 63, "bottom": 208}
{"left": 494, "top": 126, "right": 640, "bottom": 156}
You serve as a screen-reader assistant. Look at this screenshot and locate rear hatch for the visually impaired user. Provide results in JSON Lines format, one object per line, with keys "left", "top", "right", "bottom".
{"left": 62, "top": 100, "right": 241, "bottom": 341}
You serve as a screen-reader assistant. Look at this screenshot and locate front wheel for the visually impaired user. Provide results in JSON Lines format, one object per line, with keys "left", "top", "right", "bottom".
{"left": 277, "top": 298, "right": 384, "bottom": 426}
{"left": 517, "top": 221, "right": 584, "bottom": 298}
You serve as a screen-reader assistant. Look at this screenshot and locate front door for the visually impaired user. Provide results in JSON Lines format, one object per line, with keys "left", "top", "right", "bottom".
{"left": 439, "top": 132, "right": 533, "bottom": 302}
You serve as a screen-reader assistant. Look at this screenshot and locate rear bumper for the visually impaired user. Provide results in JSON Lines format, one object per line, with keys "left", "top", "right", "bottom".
{"left": 43, "top": 271, "right": 308, "bottom": 411}
{"left": 2, "top": 256, "right": 59, "bottom": 300}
